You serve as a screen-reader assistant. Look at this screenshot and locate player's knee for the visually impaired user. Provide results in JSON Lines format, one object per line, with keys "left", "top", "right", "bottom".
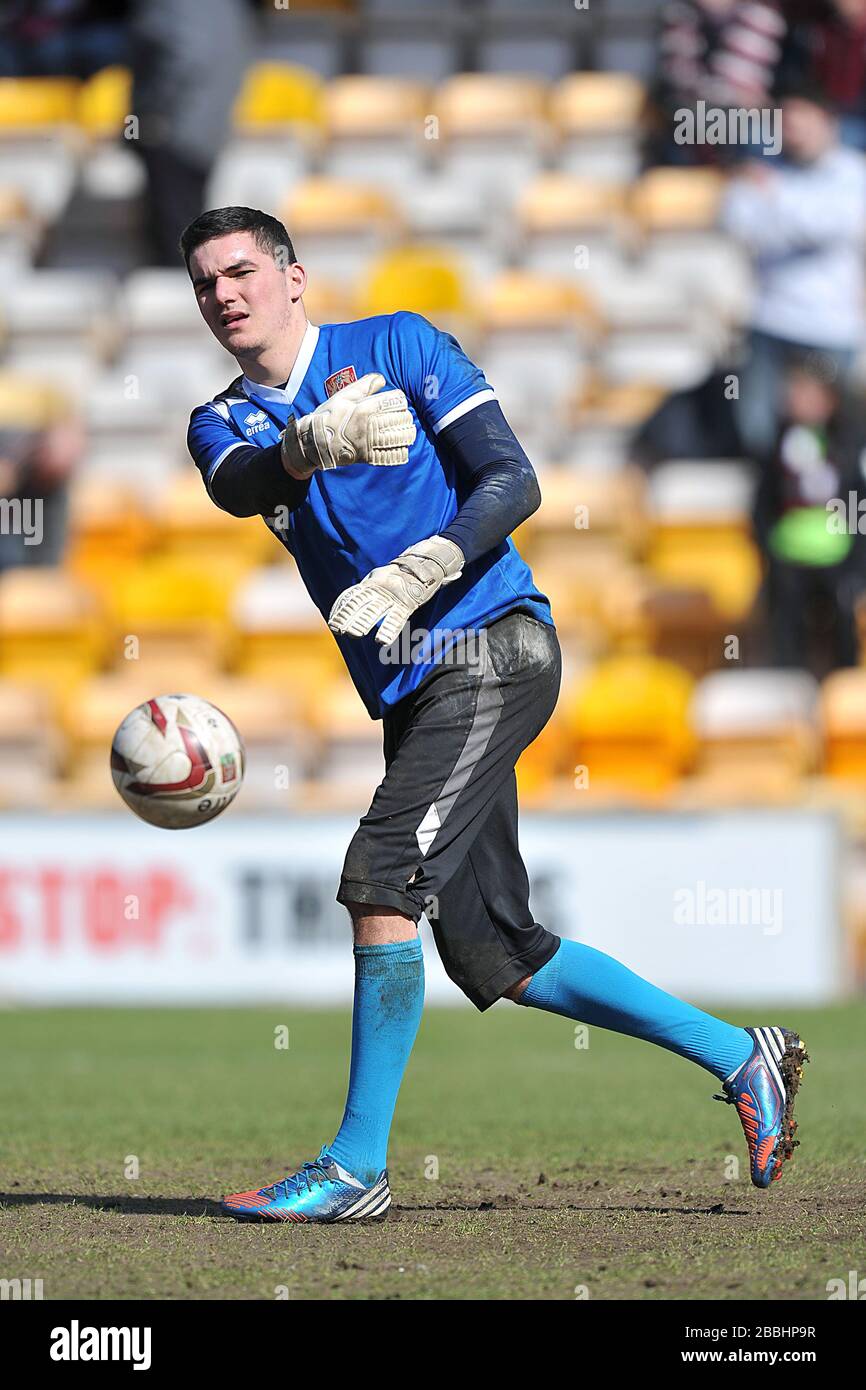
{"left": 502, "top": 974, "right": 533, "bottom": 1004}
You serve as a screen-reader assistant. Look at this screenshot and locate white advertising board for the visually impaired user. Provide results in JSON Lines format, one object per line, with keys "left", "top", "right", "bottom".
{"left": 0, "top": 810, "right": 842, "bottom": 1005}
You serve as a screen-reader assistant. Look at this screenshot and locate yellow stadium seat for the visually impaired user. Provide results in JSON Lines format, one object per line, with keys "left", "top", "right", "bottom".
{"left": 519, "top": 172, "right": 628, "bottom": 234}
{"left": 324, "top": 76, "right": 429, "bottom": 138}
{"left": 567, "top": 377, "right": 668, "bottom": 432}
{"left": 523, "top": 466, "right": 646, "bottom": 546}
{"left": 282, "top": 176, "right": 398, "bottom": 237}
{"left": 108, "top": 557, "right": 236, "bottom": 669}
{"left": 436, "top": 74, "right": 548, "bottom": 138}
{"left": 631, "top": 168, "right": 725, "bottom": 232}
{"left": 821, "top": 669, "right": 866, "bottom": 782}
{"left": 77, "top": 66, "right": 131, "bottom": 138}
{"left": 0, "top": 373, "right": 69, "bottom": 429}
{"left": 300, "top": 279, "right": 352, "bottom": 326}
{"left": 565, "top": 653, "right": 694, "bottom": 799}
{"left": 0, "top": 679, "right": 59, "bottom": 807}
{"left": 67, "top": 476, "right": 155, "bottom": 594}
{"left": 0, "top": 568, "right": 103, "bottom": 698}
{"left": 0, "top": 78, "right": 79, "bottom": 130}
{"left": 310, "top": 673, "right": 385, "bottom": 792}
{"left": 356, "top": 244, "right": 468, "bottom": 319}
{"left": 516, "top": 711, "right": 569, "bottom": 805}
{"left": 478, "top": 269, "right": 600, "bottom": 334}
{"left": 647, "top": 525, "right": 762, "bottom": 621}
{"left": 157, "top": 473, "right": 272, "bottom": 571}
{"left": 233, "top": 63, "right": 324, "bottom": 133}
{"left": 551, "top": 73, "right": 645, "bottom": 136}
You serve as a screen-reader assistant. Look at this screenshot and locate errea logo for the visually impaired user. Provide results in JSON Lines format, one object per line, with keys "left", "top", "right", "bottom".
{"left": 244, "top": 409, "right": 270, "bottom": 437}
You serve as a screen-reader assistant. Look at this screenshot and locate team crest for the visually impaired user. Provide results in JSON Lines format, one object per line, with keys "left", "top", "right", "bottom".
{"left": 324, "top": 366, "right": 358, "bottom": 397}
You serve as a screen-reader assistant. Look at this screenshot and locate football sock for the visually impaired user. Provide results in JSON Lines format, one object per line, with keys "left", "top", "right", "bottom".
{"left": 519, "top": 938, "right": 753, "bottom": 1081}
{"left": 327, "top": 937, "right": 425, "bottom": 1186}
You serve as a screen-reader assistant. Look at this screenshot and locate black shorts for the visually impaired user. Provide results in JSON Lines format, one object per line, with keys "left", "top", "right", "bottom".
{"left": 337, "top": 609, "right": 563, "bottom": 1010}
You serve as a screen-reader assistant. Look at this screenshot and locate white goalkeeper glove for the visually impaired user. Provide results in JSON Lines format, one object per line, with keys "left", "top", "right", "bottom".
{"left": 281, "top": 372, "right": 416, "bottom": 479}
{"left": 328, "top": 535, "right": 465, "bottom": 647}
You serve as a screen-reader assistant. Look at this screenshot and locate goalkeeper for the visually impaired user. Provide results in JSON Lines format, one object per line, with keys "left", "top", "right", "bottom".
{"left": 184, "top": 207, "right": 807, "bottom": 1224}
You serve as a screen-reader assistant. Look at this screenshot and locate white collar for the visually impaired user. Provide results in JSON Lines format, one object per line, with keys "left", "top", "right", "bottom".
{"left": 241, "top": 321, "right": 320, "bottom": 405}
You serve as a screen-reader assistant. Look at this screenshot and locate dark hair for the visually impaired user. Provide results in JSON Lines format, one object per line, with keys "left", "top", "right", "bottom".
{"left": 179, "top": 206, "right": 296, "bottom": 271}
{"left": 773, "top": 80, "right": 840, "bottom": 118}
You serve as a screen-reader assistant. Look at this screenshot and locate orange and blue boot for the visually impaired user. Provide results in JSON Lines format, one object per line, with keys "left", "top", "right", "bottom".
{"left": 715, "top": 1026, "right": 809, "bottom": 1188}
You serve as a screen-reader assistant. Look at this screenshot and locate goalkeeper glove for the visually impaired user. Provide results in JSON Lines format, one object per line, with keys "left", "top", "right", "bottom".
{"left": 328, "top": 535, "right": 465, "bottom": 647}
{"left": 281, "top": 372, "right": 415, "bottom": 479}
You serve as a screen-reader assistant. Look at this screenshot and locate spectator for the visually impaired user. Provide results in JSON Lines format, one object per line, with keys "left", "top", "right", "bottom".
{"left": 129, "top": 0, "right": 252, "bottom": 266}
{"left": 781, "top": 0, "right": 866, "bottom": 152}
{"left": 753, "top": 354, "right": 866, "bottom": 674}
{"left": 647, "top": 0, "right": 787, "bottom": 166}
{"left": 0, "top": 0, "right": 129, "bottom": 79}
{"left": 0, "top": 387, "right": 84, "bottom": 572}
{"left": 721, "top": 86, "right": 866, "bottom": 459}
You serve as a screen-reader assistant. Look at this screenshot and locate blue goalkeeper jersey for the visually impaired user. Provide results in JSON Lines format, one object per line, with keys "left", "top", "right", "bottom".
{"left": 188, "top": 311, "right": 553, "bottom": 718}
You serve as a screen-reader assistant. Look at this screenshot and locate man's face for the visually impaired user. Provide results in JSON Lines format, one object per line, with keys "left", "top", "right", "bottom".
{"left": 781, "top": 98, "right": 835, "bottom": 164}
{"left": 188, "top": 231, "right": 303, "bottom": 358}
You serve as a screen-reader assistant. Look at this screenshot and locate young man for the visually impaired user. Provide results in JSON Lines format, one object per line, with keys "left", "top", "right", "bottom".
{"left": 183, "top": 206, "right": 807, "bottom": 1223}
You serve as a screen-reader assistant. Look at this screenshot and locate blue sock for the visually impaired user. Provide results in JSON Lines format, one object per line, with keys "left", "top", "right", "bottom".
{"left": 327, "top": 937, "right": 424, "bottom": 1185}
{"left": 521, "top": 939, "right": 752, "bottom": 1081}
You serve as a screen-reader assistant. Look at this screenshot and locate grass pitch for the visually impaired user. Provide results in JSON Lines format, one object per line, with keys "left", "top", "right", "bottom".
{"left": 0, "top": 1003, "right": 863, "bottom": 1301}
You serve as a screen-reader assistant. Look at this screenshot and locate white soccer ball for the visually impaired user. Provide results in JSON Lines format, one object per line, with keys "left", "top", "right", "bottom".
{"left": 110, "top": 694, "right": 245, "bottom": 829}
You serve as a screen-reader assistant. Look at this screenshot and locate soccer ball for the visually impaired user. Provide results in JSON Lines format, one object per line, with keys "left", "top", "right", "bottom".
{"left": 110, "top": 694, "right": 245, "bottom": 829}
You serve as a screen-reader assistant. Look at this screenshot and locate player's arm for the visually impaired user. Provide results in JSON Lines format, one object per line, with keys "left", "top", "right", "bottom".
{"left": 189, "top": 373, "right": 415, "bottom": 516}
{"left": 435, "top": 400, "right": 541, "bottom": 563}
{"left": 329, "top": 315, "right": 542, "bottom": 644}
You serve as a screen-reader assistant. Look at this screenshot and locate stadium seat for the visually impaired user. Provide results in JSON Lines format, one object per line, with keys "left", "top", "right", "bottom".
{"left": 564, "top": 652, "right": 695, "bottom": 800}
{"left": 323, "top": 77, "right": 429, "bottom": 187}
{"left": 401, "top": 176, "right": 503, "bottom": 285}
{"left": 82, "top": 374, "right": 178, "bottom": 494}
{"left": 629, "top": 167, "right": 749, "bottom": 318}
{"left": 518, "top": 173, "right": 631, "bottom": 284}
{"left": 207, "top": 137, "right": 309, "bottom": 212}
{"left": 0, "top": 679, "right": 60, "bottom": 808}
{"left": 0, "top": 187, "right": 33, "bottom": 270}
{"left": 76, "top": 67, "right": 131, "bottom": 140}
{"left": 0, "top": 372, "right": 69, "bottom": 430}
{"left": 115, "top": 270, "right": 238, "bottom": 410}
{"left": 231, "top": 565, "right": 344, "bottom": 718}
{"left": 232, "top": 63, "right": 324, "bottom": 136}
{"left": 0, "top": 568, "right": 104, "bottom": 699}
{"left": 821, "top": 670, "right": 866, "bottom": 782}
{"left": 0, "top": 133, "right": 77, "bottom": 222}
{"left": 310, "top": 674, "right": 386, "bottom": 796}
{"left": 157, "top": 473, "right": 272, "bottom": 573}
{"left": 355, "top": 244, "right": 469, "bottom": 321}
{"left": 646, "top": 462, "right": 762, "bottom": 620}
{"left": 1, "top": 271, "right": 118, "bottom": 393}
{"left": 561, "top": 377, "right": 666, "bottom": 470}
{"left": 107, "top": 557, "right": 236, "bottom": 670}
{"left": 552, "top": 73, "right": 645, "bottom": 182}
{"left": 356, "top": 0, "right": 464, "bottom": 82}
{"left": 434, "top": 75, "right": 550, "bottom": 203}
{"left": 0, "top": 79, "right": 79, "bottom": 131}
{"left": 631, "top": 168, "right": 725, "bottom": 233}
{"left": 280, "top": 177, "right": 401, "bottom": 287}
{"left": 66, "top": 476, "right": 155, "bottom": 596}
{"left": 686, "top": 669, "right": 819, "bottom": 802}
